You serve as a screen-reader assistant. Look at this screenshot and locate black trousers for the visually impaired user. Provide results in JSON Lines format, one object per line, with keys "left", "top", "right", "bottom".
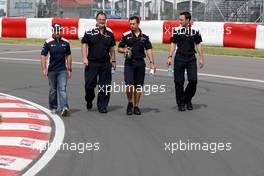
{"left": 174, "top": 55, "right": 197, "bottom": 106}
{"left": 84, "top": 61, "right": 112, "bottom": 110}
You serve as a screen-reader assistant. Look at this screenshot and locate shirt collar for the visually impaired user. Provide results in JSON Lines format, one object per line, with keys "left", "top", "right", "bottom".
{"left": 131, "top": 28, "right": 142, "bottom": 38}
{"left": 95, "top": 26, "right": 106, "bottom": 35}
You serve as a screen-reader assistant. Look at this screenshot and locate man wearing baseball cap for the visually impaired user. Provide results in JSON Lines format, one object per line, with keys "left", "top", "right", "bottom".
{"left": 40, "top": 23, "right": 73, "bottom": 117}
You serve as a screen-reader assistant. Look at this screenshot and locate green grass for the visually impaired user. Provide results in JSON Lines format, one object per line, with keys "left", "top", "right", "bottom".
{"left": 1, "top": 38, "right": 264, "bottom": 58}
{"left": 203, "top": 46, "right": 264, "bottom": 58}
{"left": 0, "top": 38, "right": 82, "bottom": 47}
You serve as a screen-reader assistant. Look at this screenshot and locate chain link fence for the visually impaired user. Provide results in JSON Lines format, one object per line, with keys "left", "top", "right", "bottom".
{"left": 1, "top": 0, "right": 264, "bottom": 22}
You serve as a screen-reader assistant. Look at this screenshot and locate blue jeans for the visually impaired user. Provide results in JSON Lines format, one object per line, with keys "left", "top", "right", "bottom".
{"left": 48, "top": 70, "right": 69, "bottom": 110}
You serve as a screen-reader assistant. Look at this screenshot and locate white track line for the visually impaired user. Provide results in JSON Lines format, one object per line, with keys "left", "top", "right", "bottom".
{"left": 0, "top": 50, "right": 40, "bottom": 54}
{"left": 0, "top": 57, "right": 263, "bottom": 84}
{"left": 0, "top": 93, "right": 65, "bottom": 176}
{"left": 0, "top": 48, "right": 81, "bottom": 55}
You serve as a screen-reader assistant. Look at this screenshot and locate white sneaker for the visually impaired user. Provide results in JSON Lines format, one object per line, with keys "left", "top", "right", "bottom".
{"left": 50, "top": 109, "right": 57, "bottom": 114}
{"left": 61, "top": 107, "right": 70, "bottom": 117}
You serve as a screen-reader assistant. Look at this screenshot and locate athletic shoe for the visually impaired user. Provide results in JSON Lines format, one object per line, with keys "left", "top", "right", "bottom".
{"left": 61, "top": 107, "right": 70, "bottom": 117}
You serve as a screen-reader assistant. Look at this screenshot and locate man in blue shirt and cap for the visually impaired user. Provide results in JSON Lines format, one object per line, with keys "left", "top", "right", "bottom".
{"left": 41, "top": 23, "right": 73, "bottom": 116}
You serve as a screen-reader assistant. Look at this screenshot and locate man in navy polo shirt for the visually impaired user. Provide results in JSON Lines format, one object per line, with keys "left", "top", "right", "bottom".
{"left": 167, "top": 11, "right": 205, "bottom": 111}
{"left": 81, "top": 12, "right": 116, "bottom": 113}
{"left": 118, "top": 16, "right": 155, "bottom": 116}
{"left": 41, "top": 23, "right": 72, "bottom": 116}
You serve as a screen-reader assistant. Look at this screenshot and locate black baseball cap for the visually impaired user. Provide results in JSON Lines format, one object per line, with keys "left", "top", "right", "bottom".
{"left": 52, "top": 23, "right": 62, "bottom": 32}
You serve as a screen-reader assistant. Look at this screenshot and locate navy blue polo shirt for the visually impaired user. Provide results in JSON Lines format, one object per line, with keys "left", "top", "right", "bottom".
{"left": 171, "top": 26, "right": 202, "bottom": 56}
{"left": 41, "top": 37, "right": 71, "bottom": 72}
{"left": 81, "top": 27, "right": 116, "bottom": 63}
{"left": 118, "top": 29, "right": 152, "bottom": 60}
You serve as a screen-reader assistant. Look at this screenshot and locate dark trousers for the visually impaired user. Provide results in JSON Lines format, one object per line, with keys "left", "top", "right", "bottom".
{"left": 84, "top": 61, "right": 112, "bottom": 110}
{"left": 124, "top": 59, "right": 146, "bottom": 86}
{"left": 174, "top": 55, "right": 197, "bottom": 106}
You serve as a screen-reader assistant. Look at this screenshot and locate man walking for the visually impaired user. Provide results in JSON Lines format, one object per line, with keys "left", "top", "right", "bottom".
{"left": 41, "top": 23, "right": 72, "bottom": 116}
{"left": 118, "top": 16, "right": 155, "bottom": 116}
{"left": 81, "top": 12, "right": 116, "bottom": 113}
{"left": 167, "top": 11, "right": 205, "bottom": 111}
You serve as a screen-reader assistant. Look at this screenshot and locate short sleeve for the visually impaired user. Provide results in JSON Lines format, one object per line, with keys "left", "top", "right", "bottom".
{"left": 118, "top": 35, "right": 127, "bottom": 48}
{"left": 194, "top": 31, "right": 202, "bottom": 44}
{"left": 111, "top": 33, "right": 116, "bottom": 47}
{"left": 81, "top": 31, "right": 91, "bottom": 45}
{"left": 41, "top": 42, "right": 49, "bottom": 56}
{"left": 66, "top": 43, "right": 71, "bottom": 55}
{"left": 144, "top": 36, "right": 152, "bottom": 50}
{"left": 170, "top": 29, "right": 179, "bottom": 44}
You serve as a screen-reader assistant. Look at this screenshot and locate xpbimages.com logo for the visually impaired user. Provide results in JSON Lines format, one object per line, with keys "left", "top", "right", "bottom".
{"left": 98, "top": 82, "right": 166, "bottom": 96}
{"left": 164, "top": 140, "right": 232, "bottom": 154}
{"left": 31, "top": 142, "right": 100, "bottom": 154}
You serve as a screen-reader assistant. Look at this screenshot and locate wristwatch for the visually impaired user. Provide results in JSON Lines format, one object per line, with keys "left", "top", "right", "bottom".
{"left": 68, "top": 68, "right": 72, "bottom": 72}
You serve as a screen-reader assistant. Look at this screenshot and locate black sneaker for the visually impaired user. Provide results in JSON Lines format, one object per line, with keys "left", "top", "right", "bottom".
{"left": 86, "top": 102, "right": 93, "bottom": 110}
{"left": 178, "top": 104, "right": 186, "bottom": 112}
{"left": 99, "top": 108, "right": 108, "bottom": 113}
{"left": 186, "top": 102, "right": 193, "bottom": 110}
{"left": 133, "top": 106, "right": 141, "bottom": 115}
{"left": 126, "top": 102, "right": 133, "bottom": 115}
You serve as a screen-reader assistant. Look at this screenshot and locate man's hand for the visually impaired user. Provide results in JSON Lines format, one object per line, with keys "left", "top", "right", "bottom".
{"left": 124, "top": 47, "right": 131, "bottom": 56}
{"left": 199, "top": 57, "right": 204, "bottom": 69}
{"left": 67, "top": 70, "right": 72, "bottom": 79}
{"left": 42, "top": 69, "right": 48, "bottom": 77}
{"left": 150, "top": 63, "right": 156, "bottom": 71}
{"left": 196, "top": 43, "right": 204, "bottom": 69}
{"left": 167, "top": 56, "right": 172, "bottom": 66}
{"left": 112, "top": 62, "right": 116, "bottom": 70}
{"left": 83, "top": 58, "right": 89, "bottom": 66}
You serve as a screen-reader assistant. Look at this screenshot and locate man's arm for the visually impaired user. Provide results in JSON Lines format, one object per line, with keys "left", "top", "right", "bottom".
{"left": 196, "top": 43, "right": 204, "bottom": 68}
{"left": 167, "top": 42, "right": 176, "bottom": 66}
{"left": 118, "top": 35, "right": 128, "bottom": 54}
{"left": 110, "top": 46, "right": 116, "bottom": 69}
{"left": 146, "top": 49, "right": 154, "bottom": 63}
{"left": 117, "top": 47, "right": 126, "bottom": 53}
{"left": 146, "top": 49, "right": 155, "bottom": 70}
{"left": 81, "top": 43, "right": 89, "bottom": 66}
{"left": 40, "top": 55, "right": 47, "bottom": 76}
{"left": 66, "top": 54, "right": 73, "bottom": 78}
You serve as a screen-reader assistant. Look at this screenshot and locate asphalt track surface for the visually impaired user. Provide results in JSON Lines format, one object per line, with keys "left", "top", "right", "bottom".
{"left": 0, "top": 44, "right": 264, "bottom": 176}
